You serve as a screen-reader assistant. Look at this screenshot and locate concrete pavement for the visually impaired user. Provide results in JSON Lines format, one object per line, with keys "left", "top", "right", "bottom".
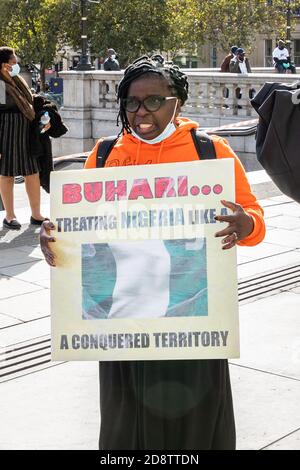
{"left": 0, "top": 171, "right": 300, "bottom": 450}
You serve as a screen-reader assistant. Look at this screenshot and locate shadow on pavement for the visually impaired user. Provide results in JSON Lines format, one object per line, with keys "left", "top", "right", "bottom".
{"left": 0, "top": 224, "right": 42, "bottom": 277}
{"left": 0, "top": 224, "right": 40, "bottom": 250}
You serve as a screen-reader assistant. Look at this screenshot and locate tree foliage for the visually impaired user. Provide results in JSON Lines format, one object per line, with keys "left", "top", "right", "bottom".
{"left": 165, "top": 0, "right": 300, "bottom": 55}
{"left": 0, "top": 0, "right": 73, "bottom": 88}
{"left": 0, "top": 0, "right": 299, "bottom": 73}
{"left": 81, "top": 0, "right": 170, "bottom": 66}
{"left": 86, "top": 0, "right": 300, "bottom": 61}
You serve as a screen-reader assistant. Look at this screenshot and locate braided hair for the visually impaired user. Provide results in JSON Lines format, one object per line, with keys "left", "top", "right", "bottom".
{"left": 117, "top": 54, "right": 189, "bottom": 134}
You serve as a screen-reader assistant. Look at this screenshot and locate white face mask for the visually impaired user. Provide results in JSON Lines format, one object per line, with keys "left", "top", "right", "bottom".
{"left": 9, "top": 63, "right": 20, "bottom": 77}
{"left": 111, "top": 54, "right": 116, "bottom": 60}
{"left": 131, "top": 98, "right": 178, "bottom": 145}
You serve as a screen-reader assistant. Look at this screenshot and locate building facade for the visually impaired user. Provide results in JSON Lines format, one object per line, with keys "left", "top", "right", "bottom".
{"left": 175, "top": 9, "right": 300, "bottom": 69}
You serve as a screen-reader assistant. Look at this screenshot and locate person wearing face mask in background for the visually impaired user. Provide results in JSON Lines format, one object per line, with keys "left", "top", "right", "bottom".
{"left": 0, "top": 46, "right": 50, "bottom": 229}
{"left": 0, "top": 46, "right": 68, "bottom": 230}
{"left": 103, "top": 48, "right": 120, "bottom": 71}
{"left": 40, "top": 55, "right": 265, "bottom": 450}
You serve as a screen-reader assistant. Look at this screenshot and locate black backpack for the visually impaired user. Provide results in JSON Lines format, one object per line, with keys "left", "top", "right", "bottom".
{"left": 251, "top": 81, "right": 300, "bottom": 203}
{"left": 96, "top": 129, "right": 216, "bottom": 168}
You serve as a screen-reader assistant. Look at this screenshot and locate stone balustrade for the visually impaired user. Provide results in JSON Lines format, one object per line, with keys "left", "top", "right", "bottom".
{"left": 181, "top": 67, "right": 298, "bottom": 74}
{"left": 52, "top": 70, "right": 300, "bottom": 157}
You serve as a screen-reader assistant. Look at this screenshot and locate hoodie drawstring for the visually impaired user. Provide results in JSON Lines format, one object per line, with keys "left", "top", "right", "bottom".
{"left": 135, "top": 139, "right": 165, "bottom": 165}
{"left": 135, "top": 139, "right": 142, "bottom": 165}
{"left": 157, "top": 141, "right": 165, "bottom": 164}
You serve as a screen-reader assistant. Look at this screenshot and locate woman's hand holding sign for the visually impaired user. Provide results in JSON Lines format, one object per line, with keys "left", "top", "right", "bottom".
{"left": 40, "top": 220, "right": 56, "bottom": 266}
{"left": 214, "top": 200, "right": 254, "bottom": 250}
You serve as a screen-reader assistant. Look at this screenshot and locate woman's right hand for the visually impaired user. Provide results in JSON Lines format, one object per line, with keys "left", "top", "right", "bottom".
{"left": 40, "top": 220, "right": 56, "bottom": 266}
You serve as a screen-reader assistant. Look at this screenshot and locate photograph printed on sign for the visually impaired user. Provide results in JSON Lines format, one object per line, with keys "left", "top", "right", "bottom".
{"left": 82, "top": 238, "right": 208, "bottom": 320}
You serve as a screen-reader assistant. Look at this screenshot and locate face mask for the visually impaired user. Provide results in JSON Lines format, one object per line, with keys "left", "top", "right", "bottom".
{"left": 131, "top": 98, "right": 178, "bottom": 145}
{"left": 111, "top": 54, "right": 116, "bottom": 60}
{"left": 9, "top": 63, "right": 20, "bottom": 77}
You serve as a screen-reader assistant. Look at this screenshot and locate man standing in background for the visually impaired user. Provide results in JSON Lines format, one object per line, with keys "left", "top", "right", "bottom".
{"left": 220, "top": 46, "right": 238, "bottom": 72}
{"left": 103, "top": 48, "right": 120, "bottom": 71}
{"left": 229, "top": 48, "right": 251, "bottom": 74}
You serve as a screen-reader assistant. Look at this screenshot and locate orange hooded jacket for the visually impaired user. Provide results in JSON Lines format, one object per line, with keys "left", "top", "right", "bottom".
{"left": 85, "top": 117, "right": 265, "bottom": 246}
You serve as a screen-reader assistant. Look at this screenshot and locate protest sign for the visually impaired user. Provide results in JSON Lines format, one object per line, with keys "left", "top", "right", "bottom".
{"left": 50, "top": 159, "right": 239, "bottom": 360}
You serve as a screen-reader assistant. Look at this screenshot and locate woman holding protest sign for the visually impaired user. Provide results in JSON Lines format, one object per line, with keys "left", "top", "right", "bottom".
{"left": 40, "top": 55, "right": 265, "bottom": 450}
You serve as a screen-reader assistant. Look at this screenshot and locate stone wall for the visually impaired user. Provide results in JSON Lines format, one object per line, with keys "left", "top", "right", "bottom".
{"left": 52, "top": 70, "right": 299, "bottom": 164}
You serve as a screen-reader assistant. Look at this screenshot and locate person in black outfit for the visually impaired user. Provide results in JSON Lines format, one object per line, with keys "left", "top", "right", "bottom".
{"left": 103, "top": 48, "right": 120, "bottom": 71}
{"left": 0, "top": 47, "right": 49, "bottom": 229}
{"left": 0, "top": 47, "right": 67, "bottom": 229}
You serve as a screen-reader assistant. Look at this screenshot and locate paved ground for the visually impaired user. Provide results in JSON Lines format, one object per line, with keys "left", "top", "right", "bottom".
{"left": 0, "top": 171, "right": 300, "bottom": 450}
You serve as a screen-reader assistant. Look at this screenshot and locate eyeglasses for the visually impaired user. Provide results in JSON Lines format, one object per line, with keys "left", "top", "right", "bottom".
{"left": 122, "top": 95, "right": 176, "bottom": 113}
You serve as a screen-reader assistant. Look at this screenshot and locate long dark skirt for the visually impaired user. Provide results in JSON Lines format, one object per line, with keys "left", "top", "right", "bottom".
{"left": 99, "top": 359, "right": 236, "bottom": 450}
{"left": 0, "top": 112, "right": 40, "bottom": 176}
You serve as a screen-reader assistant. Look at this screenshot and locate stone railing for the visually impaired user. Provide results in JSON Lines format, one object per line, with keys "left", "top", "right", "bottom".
{"left": 181, "top": 67, "right": 298, "bottom": 74}
{"left": 52, "top": 70, "right": 299, "bottom": 156}
{"left": 182, "top": 71, "right": 298, "bottom": 122}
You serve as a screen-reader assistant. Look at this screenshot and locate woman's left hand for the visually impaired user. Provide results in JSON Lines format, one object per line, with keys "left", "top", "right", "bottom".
{"left": 214, "top": 200, "right": 254, "bottom": 250}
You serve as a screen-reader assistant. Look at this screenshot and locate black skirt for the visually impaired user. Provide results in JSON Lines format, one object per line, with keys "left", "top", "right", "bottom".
{"left": 99, "top": 359, "right": 236, "bottom": 450}
{"left": 0, "top": 111, "right": 40, "bottom": 176}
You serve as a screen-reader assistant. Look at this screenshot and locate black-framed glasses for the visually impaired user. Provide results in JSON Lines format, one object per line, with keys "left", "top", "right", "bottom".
{"left": 122, "top": 95, "right": 176, "bottom": 113}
